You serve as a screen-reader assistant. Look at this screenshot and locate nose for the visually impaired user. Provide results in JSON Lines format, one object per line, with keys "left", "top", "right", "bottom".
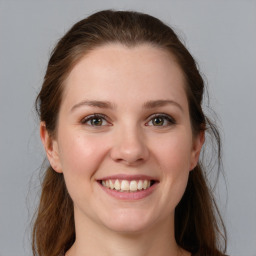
{"left": 110, "top": 126, "right": 149, "bottom": 166}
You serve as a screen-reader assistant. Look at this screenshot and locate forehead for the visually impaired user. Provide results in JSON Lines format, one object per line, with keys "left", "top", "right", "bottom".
{"left": 62, "top": 43, "right": 188, "bottom": 108}
{"left": 68, "top": 43, "right": 184, "bottom": 79}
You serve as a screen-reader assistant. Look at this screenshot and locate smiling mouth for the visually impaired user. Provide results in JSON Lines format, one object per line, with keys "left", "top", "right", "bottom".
{"left": 99, "top": 179, "right": 157, "bottom": 192}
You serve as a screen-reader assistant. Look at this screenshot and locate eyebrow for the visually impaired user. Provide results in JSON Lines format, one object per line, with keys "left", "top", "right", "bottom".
{"left": 71, "top": 99, "right": 183, "bottom": 112}
{"left": 143, "top": 100, "right": 183, "bottom": 112}
{"left": 71, "top": 100, "right": 115, "bottom": 112}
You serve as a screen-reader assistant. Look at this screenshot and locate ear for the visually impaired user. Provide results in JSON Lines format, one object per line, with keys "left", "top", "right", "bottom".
{"left": 40, "top": 122, "right": 62, "bottom": 173}
{"left": 190, "top": 130, "right": 205, "bottom": 171}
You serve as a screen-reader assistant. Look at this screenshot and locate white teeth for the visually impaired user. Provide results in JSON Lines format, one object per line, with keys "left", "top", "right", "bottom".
{"left": 114, "top": 180, "right": 121, "bottom": 190}
{"left": 143, "top": 180, "right": 148, "bottom": 189}
{"left": 121, "top": 180, "right": 130, "bottom": 191}
{"left": 137, "top": 180, "right": 143, "bottom": 190}
{"left": 129, "top": 180, "right": 138, "bottom": 191}
{"left": 109, "top": 180, "right": 115, "bottom": 189}
{"left": 101, "top": 179, "right": 154, "bottom": 192}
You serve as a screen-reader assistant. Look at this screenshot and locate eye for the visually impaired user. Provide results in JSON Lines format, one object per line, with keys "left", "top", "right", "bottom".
{"left": 146, "top": 114, "right": 176, "bottom": 127}
{"left": 81, "top": 114, "right": 110, "bottom": 127}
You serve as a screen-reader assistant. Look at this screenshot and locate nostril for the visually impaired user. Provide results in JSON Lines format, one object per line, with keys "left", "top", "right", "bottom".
{"left": 114, "top": 157, "right": 145, "bottom": 166}
{"left": 110, "top": 135, "right": 149, "bottom": 164}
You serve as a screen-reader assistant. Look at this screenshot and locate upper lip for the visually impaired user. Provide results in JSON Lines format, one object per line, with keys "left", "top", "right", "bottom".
{"left": 97, "top": 174, "right": 159, "bottom": 181}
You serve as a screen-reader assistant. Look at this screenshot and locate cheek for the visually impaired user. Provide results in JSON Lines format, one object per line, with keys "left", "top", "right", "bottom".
{"left": 145, "top": 132, "right": 193, "bottom": 218}
{"left": 58, "top": 130, "right": 109, "bottom": 177}
{"left": 152, "top": 131, "right": 192, "bottom": 196}
{"left": 57, "top": 131, "right": 111, "bottom": 208}
{"left": 152, "top": 131, "right": 193, "bottom": 172}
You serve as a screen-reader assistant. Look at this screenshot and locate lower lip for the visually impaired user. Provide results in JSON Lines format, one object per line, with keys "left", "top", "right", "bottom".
{"left": 98, "top": 182, "right": 158, "bottom": 200}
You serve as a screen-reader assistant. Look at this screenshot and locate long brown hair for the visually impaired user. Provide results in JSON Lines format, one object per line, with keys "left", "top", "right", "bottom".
{"left": 33, "top": 10, "right": 227, "bottom": 256}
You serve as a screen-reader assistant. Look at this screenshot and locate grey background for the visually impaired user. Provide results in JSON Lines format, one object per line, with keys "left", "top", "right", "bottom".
{"left": 0, "top": 1, "right": 255, "bottom": 255}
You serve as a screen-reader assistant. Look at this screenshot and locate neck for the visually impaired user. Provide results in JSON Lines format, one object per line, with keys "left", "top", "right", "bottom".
{"left": 66, "top": 208, "right": 189, "bottom": 256}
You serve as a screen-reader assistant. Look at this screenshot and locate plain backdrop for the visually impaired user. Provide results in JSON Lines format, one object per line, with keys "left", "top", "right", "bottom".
{"left": 0, "top": 1, "right": 255, "bottom": 256}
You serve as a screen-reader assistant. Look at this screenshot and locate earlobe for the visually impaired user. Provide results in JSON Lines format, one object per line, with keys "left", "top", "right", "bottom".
{"left": 40, "top": 122, "right": 62, "bottom": 173}
{"left": 190, "top": 130, "right": 205, "bottom": 170}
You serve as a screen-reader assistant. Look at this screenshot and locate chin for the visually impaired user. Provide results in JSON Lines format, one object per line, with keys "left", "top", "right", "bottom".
{"left": 100, "top": 209, "right": 158, "bottom": 234}
{"left": 107, "top": 221, "right": 150, "bottom": 234}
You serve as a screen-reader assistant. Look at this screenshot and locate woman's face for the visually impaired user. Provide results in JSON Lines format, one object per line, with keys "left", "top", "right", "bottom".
{"left": 42, "top": 44, "right": 204, "bottom": 233}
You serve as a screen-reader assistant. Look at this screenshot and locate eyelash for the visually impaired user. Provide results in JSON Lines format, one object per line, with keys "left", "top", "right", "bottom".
{"left": 81, "top": 114, "right": 110, "bottom": 127}
{"left": 80, "top": 113, "right": 176, "bottom": 127}
{"left": 145, "top": 113, "right": 176, "bottom": 127}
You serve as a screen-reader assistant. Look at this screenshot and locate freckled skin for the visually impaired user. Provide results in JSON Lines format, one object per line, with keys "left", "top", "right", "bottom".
{"left": 41, "top": 44, "right": 204, "bottom": 256}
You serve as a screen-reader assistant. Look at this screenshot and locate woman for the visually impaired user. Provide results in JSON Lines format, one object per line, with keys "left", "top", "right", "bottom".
{"left": 33, "top": 10, "right": 227, "bottom": 256}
